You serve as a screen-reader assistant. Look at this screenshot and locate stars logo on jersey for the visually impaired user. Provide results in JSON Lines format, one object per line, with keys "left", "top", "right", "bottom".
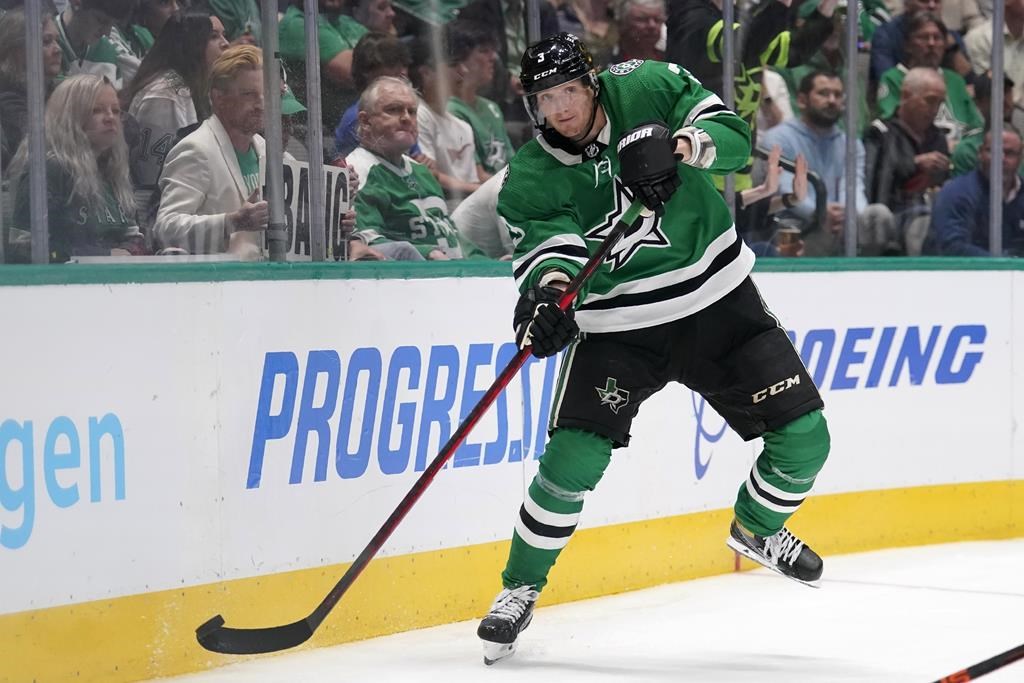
{"left": 585, "top": 178, "right": 670, "bottom": 270}
{"left": 596, "top": 377, "right": 630, "bottom": 414}
{"left": 609, "top": 59, "right": 644, "bottom": 76}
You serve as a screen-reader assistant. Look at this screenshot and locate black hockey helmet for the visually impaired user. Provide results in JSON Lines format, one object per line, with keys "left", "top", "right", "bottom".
{"left": 520, "top": 33, "right": 600, "bottom": 130}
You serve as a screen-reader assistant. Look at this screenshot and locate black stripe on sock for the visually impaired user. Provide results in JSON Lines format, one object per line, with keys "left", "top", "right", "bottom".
{"left": 519, "top": 505, "right": 577, "bottom": 539}
{"left": 748, "top": 474, "right": 803, "bottom": 509}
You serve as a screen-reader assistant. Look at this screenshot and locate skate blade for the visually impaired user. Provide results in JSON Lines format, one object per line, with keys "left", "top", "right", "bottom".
{"left": 727, "top": 537, "right": 821, "bottom": 589}
{"left": 482, "top": 639, "right": 517, "bottom": 665}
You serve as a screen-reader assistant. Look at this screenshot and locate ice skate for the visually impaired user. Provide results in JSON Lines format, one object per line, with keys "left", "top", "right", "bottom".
{"left": 476, "top": 585, "right": 539, "bottom": 665}
{"left": 727, "top": 519, "right": 823, "bottom": 587}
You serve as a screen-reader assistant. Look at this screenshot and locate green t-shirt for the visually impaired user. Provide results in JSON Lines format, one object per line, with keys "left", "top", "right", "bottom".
{"left": 498, "top": 60, "right": 754, "bottom": 334}
{"left": 876, "top": 66, "right": 984, "bottom": 149}
{"left": 447, "top": 95, "right": 515, "bottom": 175}
{"left": 349, "top": 147, "right": 465, "bottom": 258}
{"left": 278, "top": 6, "right": 367, "bottom": 128}
{"left": 235, "top": 146, "right": 261, "bottom": 196}
{"left": 209, "top": 0, "right": 263, "bottom": 43}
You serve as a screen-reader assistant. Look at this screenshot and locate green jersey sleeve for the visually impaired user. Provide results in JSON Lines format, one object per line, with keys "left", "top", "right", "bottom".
{"left": 602, "top": 60, "right": 749, "bottom": 175}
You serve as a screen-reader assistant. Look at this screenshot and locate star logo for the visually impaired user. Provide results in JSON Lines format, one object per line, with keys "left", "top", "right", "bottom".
{"left": 585, "top": 178, "right": 670, "bottom": 270}
{"left": 596, "top": 377, "right": 630, "bottom": 414}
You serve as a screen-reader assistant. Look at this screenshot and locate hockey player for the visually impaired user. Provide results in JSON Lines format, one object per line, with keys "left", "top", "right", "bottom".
{"left": 476, "top": 33, "right": 831, "bottom": 665}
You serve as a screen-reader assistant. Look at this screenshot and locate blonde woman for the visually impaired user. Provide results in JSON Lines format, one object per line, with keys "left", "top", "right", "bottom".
{"left": 9, "top": 74, "right": 144, "bottom": 263}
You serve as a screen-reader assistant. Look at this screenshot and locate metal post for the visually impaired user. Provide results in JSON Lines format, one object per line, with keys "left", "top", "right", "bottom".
{"left": 303, "top": 0, "right": 327, "bottom": 261}
{"left": 526, "top": 0, "right": 540, "bottom": 44}
{"left": 989, "top": 0, "right": 1005, "bottom": 256}
{"left": 26, "top": 0, "right": 49, "bottom": 264}
{"left": 722, "top": 0, "right": 735, "bottom": 215}
{"left": 261, "top": 0, "right": 287, "bottom": 262}
{"left": 844, "top": 0, "right": 859, "bottom": 256}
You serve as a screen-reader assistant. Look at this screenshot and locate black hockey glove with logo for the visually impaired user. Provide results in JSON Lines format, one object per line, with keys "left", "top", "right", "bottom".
{"left": 616, "top": 121, "right": 681, "bottom": 213}
{"left": 514, "top": 285, "right": 579, "bottom": 358}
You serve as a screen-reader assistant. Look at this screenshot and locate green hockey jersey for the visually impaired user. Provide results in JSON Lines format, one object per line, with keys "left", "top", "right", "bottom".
{"left": 349, "top": 147, "right": 464, "bottom": 259}
{"left": 498, "top": 59, "right": 754, "bottom": 334}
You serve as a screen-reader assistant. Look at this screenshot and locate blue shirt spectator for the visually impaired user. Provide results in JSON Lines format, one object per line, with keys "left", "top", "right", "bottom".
{"left": 928, "top": 129, "right": 1024, "bottom": 255}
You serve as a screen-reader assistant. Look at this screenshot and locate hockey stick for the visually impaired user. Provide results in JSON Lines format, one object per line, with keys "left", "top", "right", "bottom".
{"left": 930, "top": 641, "right": 1024, "bottom": 682}
{"left": 195, "top": 200, "right": 648, "bottom": 655}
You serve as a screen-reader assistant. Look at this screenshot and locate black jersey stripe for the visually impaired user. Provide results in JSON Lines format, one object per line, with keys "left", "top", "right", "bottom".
{"left": 514, "top": 244, "right": 591, "bottom": 280}
{"left": 518, "top": 505, "right": 577, "bottom": 538}
{"left": 578, "top": 233, "right": 742, "bottom": 312}
{"left": 748, "top": 474, "right": 803, "bottom": 509}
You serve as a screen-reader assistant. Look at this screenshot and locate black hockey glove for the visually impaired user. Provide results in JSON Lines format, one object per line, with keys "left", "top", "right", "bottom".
{"left": 514, "top": 284, "right": 579, "bottom": 358}
{"left": 616, "top": 121, "right": 682, "bottom": 213}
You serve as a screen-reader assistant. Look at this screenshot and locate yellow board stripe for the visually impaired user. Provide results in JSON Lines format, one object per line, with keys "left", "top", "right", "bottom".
{"left": 3, "top": 480, "right": 1022, "bottom": 682}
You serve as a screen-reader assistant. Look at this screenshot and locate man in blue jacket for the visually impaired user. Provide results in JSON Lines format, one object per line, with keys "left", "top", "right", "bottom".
{"left": 761, "top": 69, "right": 896, "bottom": 254}
{"left": 928, "top": 128, "right": 1024, "bottom": 256}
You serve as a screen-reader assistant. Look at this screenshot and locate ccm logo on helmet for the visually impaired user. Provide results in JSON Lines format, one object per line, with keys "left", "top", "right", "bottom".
{"left": 533, "top": 67, "right": 559, "bottom": 81}
{"left": 616, "top": 126, "right": 653, "bottom": 152}
{"left": 752, "top": 375, "right": 801, "bottom": 404}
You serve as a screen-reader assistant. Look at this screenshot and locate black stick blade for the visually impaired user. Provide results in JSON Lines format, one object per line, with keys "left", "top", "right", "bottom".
{"left": 196, "top": 614, "right": 315, "bottom": 654}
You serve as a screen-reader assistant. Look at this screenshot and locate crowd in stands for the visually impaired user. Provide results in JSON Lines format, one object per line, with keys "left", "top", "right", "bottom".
{"left": 2, "top": 0, "right": 1023, "bottom": 263}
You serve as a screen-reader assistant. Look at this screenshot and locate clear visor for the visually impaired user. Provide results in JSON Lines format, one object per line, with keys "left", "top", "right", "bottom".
{"left": 524, "top": 75, "right": 592, "bottom": 128}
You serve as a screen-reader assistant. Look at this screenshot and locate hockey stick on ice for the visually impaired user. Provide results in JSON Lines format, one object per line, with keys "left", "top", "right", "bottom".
{"left": 195, "top": 200, "right": 649, "bottom": 655}
{"left": 930, "top": 641, "right": 1024, "bottom": 682}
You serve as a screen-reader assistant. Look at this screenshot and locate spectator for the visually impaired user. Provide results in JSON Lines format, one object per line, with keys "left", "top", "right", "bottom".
{"left": 864, "top": 66, "right": 951, "bottom": 255}
{"left": 611, "top": 0, "right": 665, "bottom": 63}
{"left": 965, "top": 0, "right": 1024, "bottom": 108}
{"left": 870, "top": 0, "right": 972, "bottom": 83}
{"left": 55, "top": 0, "right": 134, "bottom": 85}
{"left": 207, "top": 0, "right": 261, "bottom": 44}
{"left": 0, "top": 9, "right": 64, "bottom": 172}
{"left": 279, "top": 0, "right": 368, "bottom": 140}
{"left": 876, "top": 12, "right": 983, "bottom": 151}
{"left": 154, "top": 45, "right": 268, "bottom": 257}
{"left": 952, "top": 71, "right": 1017, "bottom": 175}
{"left": 928, "top": 128, "right": 1024, "bottom": 255}
{"left": 347, "top": 76, "right": 467, "bottom": 260}
{"left": 778, "top": 0, "right": 882, "bottom": 136}
{"left": 103, "top": 2, "right": 170, "bottom": 86}
{"left": 8, "top": 75, "right": 144, "bottom": 263}
{"left": 132, "top": 0, "right": 181, "bottom": 39}
{"left": 333, "top": 31, "right": 411, "bottom": 158}
{"left": 447, "top": 20, "right": 516, "bottom": 178}
{"left": 668, "top": 0, "right": 839, "bottom": 191}
{"left": 351, "top": 0, "right": 397, "bottom": 35}
{"left": 409, "top": 36, "right": 484, "bottom": 210}
{"left": 457, "top": 0, "right": 559, "bottom": 123}
{"left": 762, "top": 70, "right": 898, "bottom": 255}
{"left": 125, "top": 10, "right": 229, "bottom": 222}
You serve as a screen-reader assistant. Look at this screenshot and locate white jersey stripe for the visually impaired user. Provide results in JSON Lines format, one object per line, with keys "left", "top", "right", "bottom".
{"left": 575, "top": 241, "right": 754, "bottom": 333}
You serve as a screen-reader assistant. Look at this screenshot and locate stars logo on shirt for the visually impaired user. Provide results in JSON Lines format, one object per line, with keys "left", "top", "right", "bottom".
{"left": 585, "top": 178, "right": 670, "bottom": 270}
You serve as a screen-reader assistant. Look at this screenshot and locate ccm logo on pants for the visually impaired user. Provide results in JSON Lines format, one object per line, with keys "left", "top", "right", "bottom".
{"left": 752, "top": 375, "right": 801, "bottom": 404}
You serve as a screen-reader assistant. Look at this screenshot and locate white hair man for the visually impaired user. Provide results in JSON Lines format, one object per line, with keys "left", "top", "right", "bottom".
{"left": 347, "top": 76, "right": 469, "bottom": 261}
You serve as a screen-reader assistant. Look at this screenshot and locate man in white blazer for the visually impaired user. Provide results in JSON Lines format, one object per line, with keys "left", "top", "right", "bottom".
{"left": 155, "top": 45, "right": 269, "bottom": 258}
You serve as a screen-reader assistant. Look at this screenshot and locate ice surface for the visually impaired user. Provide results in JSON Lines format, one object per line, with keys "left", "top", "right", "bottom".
{"left": 161, "top": 540, "right": 1024, "bottom": 682}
